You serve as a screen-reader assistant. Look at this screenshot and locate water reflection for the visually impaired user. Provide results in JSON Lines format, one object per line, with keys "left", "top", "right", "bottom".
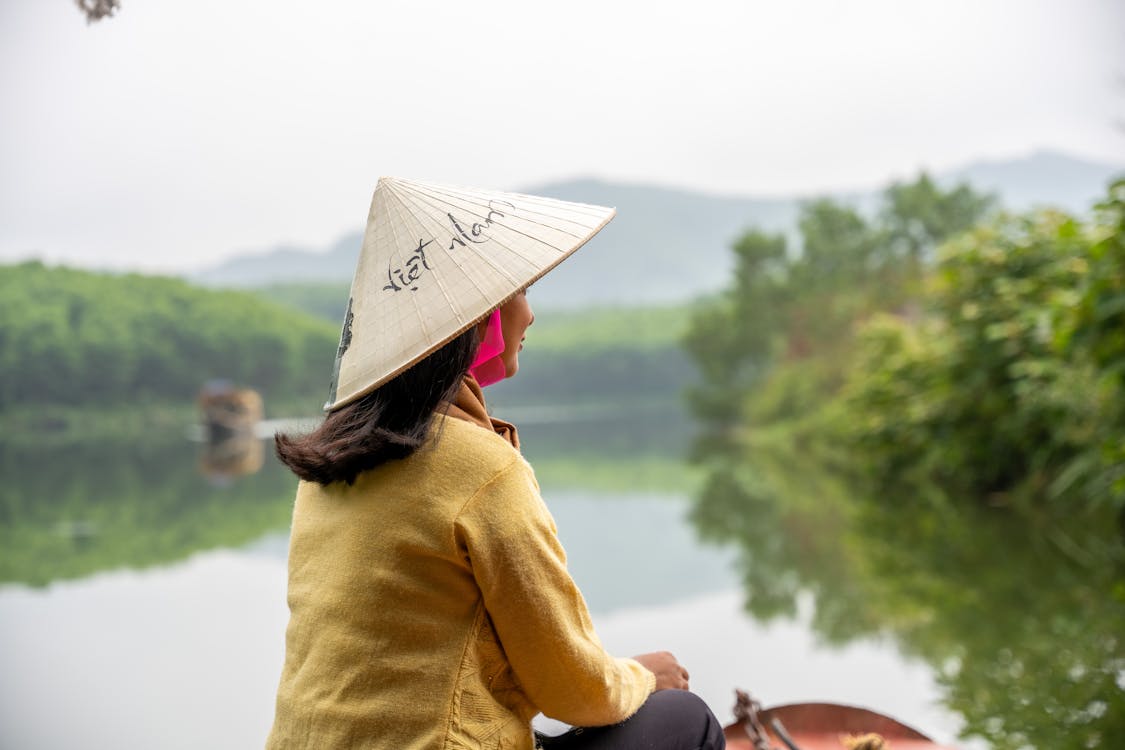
{"left": 8, "top": 404, "right": 1120, "bottom": 747}
{"left": 690, "top": 438, "right": 1125, "bottom": 749}
{"left": 0, "top": 408, "right": 692, "bottom": 589}
{"left": 0, "top": 411, "right": 968, "bottom": 749}
{"left": 200, "top": 434, "right": 266, "bottom": 481}
{"left": 0, "top": 435, "right": 295, "bottom": 587}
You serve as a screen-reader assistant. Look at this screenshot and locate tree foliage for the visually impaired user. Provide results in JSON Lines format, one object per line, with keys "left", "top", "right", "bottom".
{"left": 881, "top": 173, "right": 996, "bottom": 265}
{"left": 686, "top": 176, "right": 1125, "bottom": 748}
{"left": 0, "top": 262, "right": 338, "bottom": 411}
{"left": 76, "top": 0, "right": 120, "bottom": 24}
{"left": 685, "top": 173, "right": 994, "bottom": 431}
{"left": 255, "top": 282, "right": 352, "bottom": 325}
{"left": 846, "top": 181, "right": 1125, "bottom": 509}
{"left": 0, "top": 434, "right": 295, "bottom": 586}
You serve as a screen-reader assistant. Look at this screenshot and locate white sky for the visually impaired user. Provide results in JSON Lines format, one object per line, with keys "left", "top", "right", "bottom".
{"left": 1, "top": 0, "right": 1122, "bottom": 273}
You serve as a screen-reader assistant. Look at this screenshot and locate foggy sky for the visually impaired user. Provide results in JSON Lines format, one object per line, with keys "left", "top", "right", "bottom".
{"left": 1, "top": 0, "right": 1122, "bottom": 273}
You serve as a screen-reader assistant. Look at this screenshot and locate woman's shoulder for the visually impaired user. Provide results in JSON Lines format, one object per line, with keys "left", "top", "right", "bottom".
{"left": 423, "top": 414, "right": 531, "bottom": 481}
{"left": 310, "top": 415, "right": 534, "bottom": 513}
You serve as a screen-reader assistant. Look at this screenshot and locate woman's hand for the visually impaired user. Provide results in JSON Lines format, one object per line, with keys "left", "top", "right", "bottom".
{"left": 632, "top": 651, "right": 690, "bottom": 691}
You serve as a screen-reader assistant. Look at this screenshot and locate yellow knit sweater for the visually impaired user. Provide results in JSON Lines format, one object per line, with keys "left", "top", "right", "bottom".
{"left": 266, "top": 415, "right": 655, "bottom": 749}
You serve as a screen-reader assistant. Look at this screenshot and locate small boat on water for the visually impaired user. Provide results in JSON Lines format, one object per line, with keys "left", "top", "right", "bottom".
{"left": 195, "top": 382, "right": 267, "bottom": 480}
{"left": 723, "top": 690, "right": 956, "bottom": 750}
{"left": 197, "top": 381, "right": 263, "bottom": 442}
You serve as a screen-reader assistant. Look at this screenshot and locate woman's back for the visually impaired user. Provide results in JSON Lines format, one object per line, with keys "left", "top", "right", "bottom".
{"left": 268, "top": 415, "right": 653, "bottom": 749}
{"left": 270, "top": 416, "right": 529, "bottom": 748}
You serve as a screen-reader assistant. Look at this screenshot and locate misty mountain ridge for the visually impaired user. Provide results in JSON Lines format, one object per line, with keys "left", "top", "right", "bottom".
{"left": 192, "top": 150, "right": 1123, "bottom": 308}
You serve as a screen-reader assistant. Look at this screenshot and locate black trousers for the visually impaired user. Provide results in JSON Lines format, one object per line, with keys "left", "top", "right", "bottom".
{"left": 536, "top": 690, "right": 726, "bottom": 750}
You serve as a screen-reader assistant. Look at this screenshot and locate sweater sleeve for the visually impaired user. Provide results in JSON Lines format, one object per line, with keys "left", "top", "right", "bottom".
{"left": 454, "top": 457, "right": 656, "bottom": 727}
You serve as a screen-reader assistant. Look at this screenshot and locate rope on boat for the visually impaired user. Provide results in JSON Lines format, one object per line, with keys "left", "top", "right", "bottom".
{"left": 733, "top": 690, "right": 775, "bottom": 750}
{"left": 770, "top": 718, "right": 803, "bottom": 750}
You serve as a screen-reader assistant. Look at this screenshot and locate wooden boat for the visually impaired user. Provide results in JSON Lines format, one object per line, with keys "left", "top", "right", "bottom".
{"left": 723, "top": 690, "right": 956, "bottom": 750}
{"left": 198, "top": 381, "right": 263, "bottom": 442}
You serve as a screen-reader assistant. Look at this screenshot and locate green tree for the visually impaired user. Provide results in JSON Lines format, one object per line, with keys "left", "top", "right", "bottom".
{"left": 845, "top": 188, "right": 1124, "bottom": 510}
{"left": 684, "top": 231, "right": 787, "bottom": 433}
{"left": 683, "top": 174, "right": 994, "bottom": 435}
{"left": 0, "top": 263, "right": 339, "bottom": 411}
{"left": 882, "top": 173, "right": 996, "bottom": 265}
{"left": 0, "top": 435, "right": 296, "bottom": 586}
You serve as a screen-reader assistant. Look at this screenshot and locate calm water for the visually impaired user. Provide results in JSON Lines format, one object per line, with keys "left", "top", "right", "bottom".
{"left": 2, "top": 408, "right": 1117, "bottom": 749}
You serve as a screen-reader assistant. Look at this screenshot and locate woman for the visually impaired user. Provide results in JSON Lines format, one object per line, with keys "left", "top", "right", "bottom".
{"left": 266, "top": 178, "right": 725, "bottom": 750}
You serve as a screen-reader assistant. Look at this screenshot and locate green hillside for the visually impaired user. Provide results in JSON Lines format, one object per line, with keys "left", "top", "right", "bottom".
{"left": 522, "top": 305, "right": 690, "bottom": 354}
{"left": 0, "top": 262, "right": 338, "bottom": 412}
{"left": 255, "top": 284, "right": 692, "bottom": 355}
{"left": 256, "top": 281, "right": 351, "bottom": 324}
{"left": 0, "top": 262, "right": 696, "bottom": 424}
{"left": 254, "top": 280, "right": 696, "bottom": 410}
{"left": 487, "top": 304, "right": 696, "bottom": 409}
{"left": 0, "top": 434, "right": 296, "bottom": 586}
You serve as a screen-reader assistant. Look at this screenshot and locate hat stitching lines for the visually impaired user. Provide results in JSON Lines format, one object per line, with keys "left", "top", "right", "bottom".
{"left": 396, "top": 184, "right": 554, "bottom": 260}
{"left": 388, "top": 184, "right": 524, "bottom": 294}
{"left": 381, "top": 185, "right": 436, "bottom": 348}
{"left": 402, "top": 181, "right": 593, "bottom": 244}
{"left": 397, "top": 183, "right": 610, "bottom": 246}
{"left": 382, "top": 182, "right": 438, "bottom": 296}
{"left": 385, "top": 182, "right": 502, "bottom": 317}
{"left": 399, "top": 179, "right": 592, "bottom": 236}
{"left": 383, "top": 180, "right": 463, "bottom": 335}
{"left": 382, "top": 182, "right": 515, "bottom": 385}
{"left": 391, "top": 184, "right": 572, "bottom": 296}
{"left": 340, "top": 195, "right": 389, "bottom": 387}
{"left": 397, "top": 178, "right": 610, "bottom": 220}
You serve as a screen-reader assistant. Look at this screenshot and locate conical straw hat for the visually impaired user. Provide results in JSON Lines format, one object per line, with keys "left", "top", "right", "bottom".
{"left": 325, "top": 177, "right": 616, "bottom": 411}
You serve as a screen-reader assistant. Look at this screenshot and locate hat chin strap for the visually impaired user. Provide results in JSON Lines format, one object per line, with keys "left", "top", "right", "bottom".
{"left": 469, "top": 310, "right": 507, "bottom": 387}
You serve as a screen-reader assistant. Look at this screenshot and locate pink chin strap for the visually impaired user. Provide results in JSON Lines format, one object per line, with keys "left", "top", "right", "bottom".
{"left": 469, "top": 310, "right": 507, "bottom": 387}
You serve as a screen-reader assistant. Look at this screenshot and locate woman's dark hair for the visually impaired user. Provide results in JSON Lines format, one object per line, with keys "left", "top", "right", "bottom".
{"left": 275, "top": 327, "right": 479, "bottom": 485}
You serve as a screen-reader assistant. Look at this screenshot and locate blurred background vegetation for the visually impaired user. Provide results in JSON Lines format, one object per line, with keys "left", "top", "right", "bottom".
{"left": 0, "top": 265, "right": 337, "bottom": 425}
{"left": 684, "top": 175, "right": 1125, "bottom": 750}
{"left": 687, "top": 175, "right": 1125, "bottom": 515}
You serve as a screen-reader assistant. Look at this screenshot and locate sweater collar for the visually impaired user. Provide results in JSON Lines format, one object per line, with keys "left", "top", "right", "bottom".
{"left": 442, "top": 374, "right": 520, "bottom": 450}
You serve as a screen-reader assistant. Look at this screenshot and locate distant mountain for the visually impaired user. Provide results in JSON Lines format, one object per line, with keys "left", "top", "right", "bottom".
{"left": 192, "top": 231, "right": 364, "bottom": 288}
{"left": 192, "top": 150, "right": 1123, "bottom": 308}
{"left": 944, "top": 150, "right": 1120, "bottom": 215}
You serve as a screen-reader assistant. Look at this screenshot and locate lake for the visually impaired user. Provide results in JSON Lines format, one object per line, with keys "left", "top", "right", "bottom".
{"left": 1, "top": 405, "right": 1118, "bottom": 749}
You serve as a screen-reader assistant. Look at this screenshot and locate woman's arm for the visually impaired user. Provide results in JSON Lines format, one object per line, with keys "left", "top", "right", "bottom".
{"left": 454, "top": 457, "right": 656, "bottom": 727}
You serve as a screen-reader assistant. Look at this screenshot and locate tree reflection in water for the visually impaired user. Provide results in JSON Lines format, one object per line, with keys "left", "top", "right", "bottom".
{"left": 689, "top": 438, "right": 1125, "bottom": 749}
{"left": 0, "top": 435, "right": 296, "bottom": 587}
